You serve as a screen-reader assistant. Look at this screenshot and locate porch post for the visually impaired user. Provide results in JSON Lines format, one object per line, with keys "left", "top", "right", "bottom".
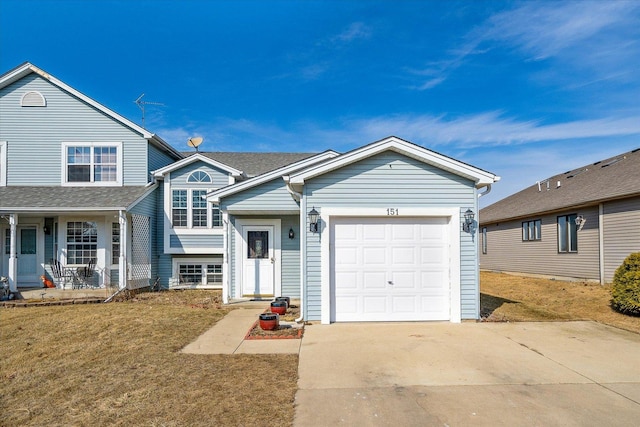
{"left": 118, "top": 211, "right": 128, "bottom": 290}
{"left": 8, "top": 213, "right": 18, "bottom": 292}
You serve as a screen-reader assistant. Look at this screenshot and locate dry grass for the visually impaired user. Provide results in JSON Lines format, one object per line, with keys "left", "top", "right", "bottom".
{"left": 481, "top": 271, "right": 640, "bottom": 334}
{"left": 0, "top": 290, "right": 298, "bottom": 426}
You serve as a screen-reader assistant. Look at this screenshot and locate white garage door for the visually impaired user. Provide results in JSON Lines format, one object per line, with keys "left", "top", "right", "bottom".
{"left": 331, "top": 216, "right": 450, "bottom": 322}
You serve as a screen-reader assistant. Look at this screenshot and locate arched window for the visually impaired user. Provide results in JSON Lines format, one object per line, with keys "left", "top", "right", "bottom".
{"left": 21, "top": 91, "right": 46, "bottom": 107}
{"left": 187, "top": 170, "right": 212, "bottom": 183}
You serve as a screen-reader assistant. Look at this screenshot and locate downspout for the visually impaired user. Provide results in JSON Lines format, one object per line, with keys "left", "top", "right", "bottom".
{"left": 285, "top": 178, "right": 305, "bottom": 323}
{"left": 477, "top": 184, "right": 492, "bottom": 198}
{"left": 599, "top": 203, "right": 605, "bottom": 285}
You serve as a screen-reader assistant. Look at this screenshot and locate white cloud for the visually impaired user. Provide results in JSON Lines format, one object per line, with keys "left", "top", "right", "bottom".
{"left": 331, "top": 22, "right": 372, "bottom": 44}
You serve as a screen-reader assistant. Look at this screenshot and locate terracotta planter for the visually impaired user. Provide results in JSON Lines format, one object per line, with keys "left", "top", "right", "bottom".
{"left": 275, "top": 296, "right": 290, "bottom": 308}
{"left": 259, "top": 312, "right": 279, "bottom": 330}
{"left": 270, "top": 301, "right": 287, "bottom": 315}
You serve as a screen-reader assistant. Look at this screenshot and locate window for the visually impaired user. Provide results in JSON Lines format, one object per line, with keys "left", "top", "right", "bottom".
{"left": 66, "top": 221, "right": 97, "bottom": 265}
{"left": 178, "top": 262, "right": 222, "bottom": 286}
{"left": 482, "top": 227, "right": 487, "bottom": 254}
{"left": 212, "top": 205, "right": 222, "bottom": 228}
{"left": 112, "top": 223, "right": 120, "bottom": 265}
{"left": 4, "top": 228, "right": 9, "bottom": 255}
{"left": 187, "top": 171, "right": 212, "bottom": 183}
{"left": 192, "top": 190, "right": 208, "bottom": 227}
{"left": 172, "top": 190, "right": 188, "bottom": 227}
{"left": 65, "top": 143, "right": 120, "bottom": 184}
{"left": 172, "top": 189, "right": 221, "bottom": 228}
{"left": 557, "top": 214, "right": 578, "bottom": 253}
{"left": 522, "top": 220, "right": 542, "bottom": 241}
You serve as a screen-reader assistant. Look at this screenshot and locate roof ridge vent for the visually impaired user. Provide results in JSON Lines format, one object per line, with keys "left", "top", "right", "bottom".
{"left": 601, "top": 157, "right": 623, "bottom": 168}
{"left": 567, "top": 168, "right": 588, "bottom": 179}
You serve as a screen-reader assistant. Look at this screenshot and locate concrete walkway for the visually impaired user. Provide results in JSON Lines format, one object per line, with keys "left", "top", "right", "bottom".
{"left": 295, "top": 321, "right": 640, "bottom": 426}
{"left": 181, "top": 306, "right": 301, "bottom": 355}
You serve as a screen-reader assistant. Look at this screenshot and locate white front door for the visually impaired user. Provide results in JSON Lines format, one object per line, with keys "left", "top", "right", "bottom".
{"left": 17, "top": 226, "right": 39, "bottom": 285}
{"left": 242, "top": 226, "right": 275, "bottom": 297}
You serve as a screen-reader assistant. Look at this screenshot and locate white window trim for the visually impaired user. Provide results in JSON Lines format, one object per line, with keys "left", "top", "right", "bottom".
{"left": 61, "top": 142, "right": 123, "bottom": 186}
{"left": 170, "top": 187, "right": 221, "bottom": 229}
{"left": 171, "top": 257, "right": 224, "bottom": 288}
{"left": 319, "top": 207, "right": 461, "bottom": 325}
{"left": 187, "top": 170, "right": 213, "bottom": 183}
{"left": 0, "top": 141, "right": 6, "bottom": 186}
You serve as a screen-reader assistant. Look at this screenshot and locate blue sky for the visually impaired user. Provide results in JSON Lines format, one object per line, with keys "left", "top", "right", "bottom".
{"left": 2, "top": 0, "right": 639, "bottom": 206}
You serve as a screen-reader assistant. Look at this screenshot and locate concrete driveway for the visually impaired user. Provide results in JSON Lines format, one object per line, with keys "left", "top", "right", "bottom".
{"left": 295, "top": 321, "right": 640, "bottom": 426}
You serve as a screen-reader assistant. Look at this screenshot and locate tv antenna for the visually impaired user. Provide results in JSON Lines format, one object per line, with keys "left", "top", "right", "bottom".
{"left": 187, "top": 136, "right": 204, "bottom": 152}
{"left": 134, "top": 93, "right": 164, "bottom": 128}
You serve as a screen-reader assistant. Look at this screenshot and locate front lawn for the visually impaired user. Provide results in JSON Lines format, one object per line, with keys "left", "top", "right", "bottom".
{"left": 0, "top": 291, "right": 298, "bottom": 426}
{"left": 481, "top": 271, "right": 640, "bottom": 334}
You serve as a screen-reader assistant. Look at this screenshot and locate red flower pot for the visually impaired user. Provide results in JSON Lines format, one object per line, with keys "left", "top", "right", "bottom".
{"left": 270, "top": 301, "right": 287, "bottom": 315}
{"left": 259, "top": 312, "right": 279, "bottom": 330}
{"left": 275, "top": 296, "right": 290, "bottom": 308}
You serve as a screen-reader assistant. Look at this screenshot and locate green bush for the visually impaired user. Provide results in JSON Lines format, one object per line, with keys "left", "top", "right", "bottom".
{"left": 611, "top": 252, "right": 640, "bottom": 316}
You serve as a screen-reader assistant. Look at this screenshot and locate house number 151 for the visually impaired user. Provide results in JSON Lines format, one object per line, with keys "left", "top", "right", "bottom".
{"left": 387, "top": 208, "right": 399, "bottom": 216}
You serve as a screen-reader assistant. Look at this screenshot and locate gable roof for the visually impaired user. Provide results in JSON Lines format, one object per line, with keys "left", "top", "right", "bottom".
{"left": 0, "top": 62, "right": 183, "bottom": 160}
{"left": 480, "top": 147, "right": 640, "bottom": 224}
{"left": 288, "top": 136, "right": 499, "bottom": 188}
{"left": 153, "top": 153, "right": 244, "bottom": 178}
{"left": 0, "top": 186, "right": 152, "bottom": 212}
{"left": 207, "top": 150, "right": 340, "bottom": 203}
{"left": 194, "top": 152, "right": 319, "bottom": 177}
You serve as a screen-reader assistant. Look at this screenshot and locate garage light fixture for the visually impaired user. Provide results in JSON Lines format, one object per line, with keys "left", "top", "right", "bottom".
{"left": 289, "top": 228, "right": 295, "bottom": 239}
{"left": 308, "top": 207, "right": 320, "bottom": 233}
{"left": 462, "top": 209, "right": 475, "bottom": 233}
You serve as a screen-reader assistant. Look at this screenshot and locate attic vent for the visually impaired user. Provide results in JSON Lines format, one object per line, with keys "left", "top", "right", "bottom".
{"left": 632, "top": 148, "right": 640, "bottom": 153}
{"left": 21, "top": 91, "right": 46, "bottom": 107}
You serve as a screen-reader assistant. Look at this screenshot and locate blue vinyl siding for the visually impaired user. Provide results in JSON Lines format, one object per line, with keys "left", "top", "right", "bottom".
{"left": 169, "top": 234, "right": 224, "bottom": 249}
{"left": 221, "top": 179, "right": 300, "bottom": 211}
{"left": 0, "top": 74, "right": 151, "bottom": 186}
{"left": 148, "top": 143, "right": 180, "bottom": 180}
{"left": 304, "top": 151, "right": 478, "bottom": 320}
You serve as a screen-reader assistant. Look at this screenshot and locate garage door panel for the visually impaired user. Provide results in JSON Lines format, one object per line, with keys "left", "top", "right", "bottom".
{"left": 363, "top": 247, "right": 386, "bottom": 264}
{"left": 362, "top": 271, "right": 386, "bottom": 288}
{"left": 363, "top": 296, "right": 387, "bottom": 313}
{"left": 332, "top": 216, "right": 451, "bottom": 322}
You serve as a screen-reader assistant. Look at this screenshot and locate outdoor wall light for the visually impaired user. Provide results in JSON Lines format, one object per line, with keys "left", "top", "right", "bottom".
{"left": 462, "top": 208, "right": 475, "bottom": 233}
{"left": 289, "top": 228, "right": 295, "bottom": 239}
{"left": 308, "top": 207, "right": 320, "bottom": 233}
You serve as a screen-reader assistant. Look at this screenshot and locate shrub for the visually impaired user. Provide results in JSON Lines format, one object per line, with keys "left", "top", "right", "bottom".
{"left": 611, "top": 252, "right": 640, "bottom": 316}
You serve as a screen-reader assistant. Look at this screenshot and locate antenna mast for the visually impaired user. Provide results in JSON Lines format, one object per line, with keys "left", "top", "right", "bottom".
{"left": 134, "top": 93, "right": 164, "bottom": 128}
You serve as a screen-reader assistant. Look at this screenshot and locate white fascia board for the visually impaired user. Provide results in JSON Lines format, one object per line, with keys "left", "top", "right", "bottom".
{"left": 289, "top": 136, "right": 499, "bottom": 187}
{"left": 153, "top": 153, "right": 243, "bottom": 178}
{"left": 206, "top": 150, "right": 340, "bottom": 203}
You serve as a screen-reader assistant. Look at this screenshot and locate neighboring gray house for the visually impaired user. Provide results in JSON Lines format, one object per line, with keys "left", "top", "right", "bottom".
{"left": 480, "top": 148, "right": 640, "bottom": 284}
{"left": 1, "top": 62, "right": 501, "bottom": 323}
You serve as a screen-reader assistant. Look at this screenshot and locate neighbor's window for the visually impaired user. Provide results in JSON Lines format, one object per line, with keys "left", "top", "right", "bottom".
{"left": 111, "top": 223, "right": 120, "bottom": 265}
{"left": 557, "top": 214, "right": 578, "bottom": 253}
{"left": 4, "top": 228, "right": 9, "bottom": 255}
{"left": 66, "top": 145, "right": 119, "bottom": 183}
{"left": 212, "top": 205, "right": 222, "bottom": 228}
{"left": 66, "top": 221, "right": 97, "bottom": 264}
{"left": 482, "top": 227, "right": 487, "bottom": 254}
{"left": 522, "top": 219, "right": 542, "bottom": 241}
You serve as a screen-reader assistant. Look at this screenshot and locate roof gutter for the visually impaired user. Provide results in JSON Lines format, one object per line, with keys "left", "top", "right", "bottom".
{"left": 477, "top": 184, "right": 492, "bottom": 198}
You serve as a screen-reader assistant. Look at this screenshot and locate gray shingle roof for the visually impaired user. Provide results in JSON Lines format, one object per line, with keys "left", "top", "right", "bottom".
{"left": 480, "top": 147, "right": 640, "bottom": 224}
{"left": 0, "top": 186, "right": 150, "bottom": 211}
{"left": 184, "top": 152, "right": 317, "bottom": 177}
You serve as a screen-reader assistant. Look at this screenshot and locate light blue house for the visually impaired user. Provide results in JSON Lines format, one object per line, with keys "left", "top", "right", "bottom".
{"left": 1, "top": 63, "right": 499, "bottom": 323}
